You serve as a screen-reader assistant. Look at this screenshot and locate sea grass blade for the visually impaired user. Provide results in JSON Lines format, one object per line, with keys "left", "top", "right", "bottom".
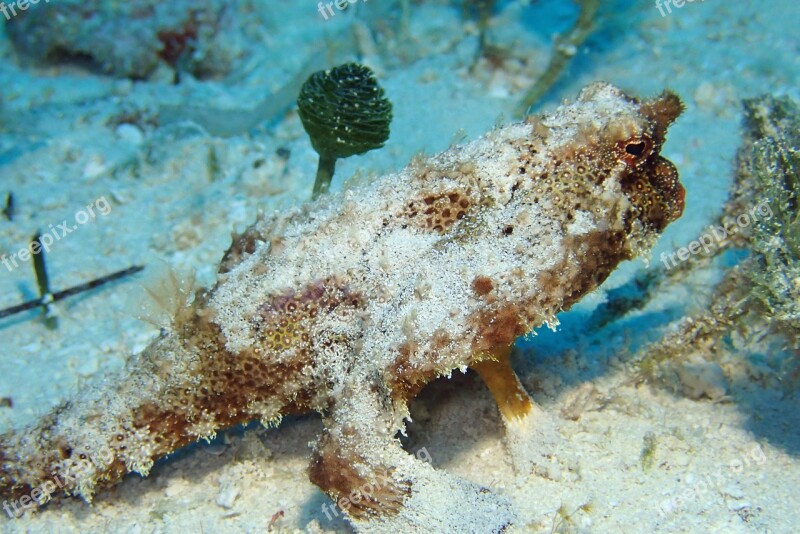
{"left": 0, "top": 265, "right": 144, "bottom": 320}
{"left": 516, "top": 0, "right": 600, "bottom": 116}
{"left": 51, "top": 265, "right": 145, "bottom": 302}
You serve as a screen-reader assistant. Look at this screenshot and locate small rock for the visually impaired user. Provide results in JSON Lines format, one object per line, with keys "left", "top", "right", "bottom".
{"left": 74, "top": 355, "right": 99, "bottom": 376}
{"left": 115, "top": 123, "right": 144, "bottom": 145}
{"left": 545, "top": 461, "right": 562, "bottom": 481}
{"left": 215, "top": 479, "right": 241, "bottom": 509}
{"left": 561, "top": 382, "right": 605, "bottom": 421}
{"left": 109, "top": 189, "right": 133, "bottom": 205}
{"left": 203, "top": 442, "right": 227, "bottom": 456}
{"left": 82, "top": 156, "right": 107, "bottom": 179}
{"left": 674, "top": 355, "right": 727, "bottom": 400}
{"left": 113, "top": 79, "right": 134, "bottom": 96}
{"left": 722, "top": 483, "right": 745, "bottom": 500}
{"left": 164, "top": 479, "right": 189, "bottom": 498}
{"left": 672, "top": 451, "right": 691, "bottom": 467}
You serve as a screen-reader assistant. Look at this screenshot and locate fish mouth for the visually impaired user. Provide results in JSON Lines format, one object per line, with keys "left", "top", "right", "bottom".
{"left": 616, "top": 149, "right": 685, "bottom": 233}
{"left": 636, "top": 90, "right": 686, "bottom": 231}
{"left": 616, "top": 144, "right": 685, "bottom": 233}
{"left": 651, "top": 155, "right": 685, "bottom": 230}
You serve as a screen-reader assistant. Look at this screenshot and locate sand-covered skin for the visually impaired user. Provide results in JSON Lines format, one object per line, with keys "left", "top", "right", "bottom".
{"left": 0, "top": 81, "right": 686, "bottom": 532}
{"left": 0, "top": 1, "right": 798, "bottom": 532}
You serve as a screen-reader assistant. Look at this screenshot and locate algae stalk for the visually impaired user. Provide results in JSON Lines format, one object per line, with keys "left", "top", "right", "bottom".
{"left": 2, "top": 192, "right": 13, "bottom": 221}
{"left": 313, "top": 152, "right": 338, "bottom": 198}
{"left": 31, "top": 231, "right": 57, "bottom": 329}
{"left": 464, "top": 0, "right": 498, "bottom": 68}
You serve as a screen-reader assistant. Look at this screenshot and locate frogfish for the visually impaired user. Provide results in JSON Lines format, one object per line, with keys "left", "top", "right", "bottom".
{"left": 0, "top": 83, "right": 684, "bottom": 532}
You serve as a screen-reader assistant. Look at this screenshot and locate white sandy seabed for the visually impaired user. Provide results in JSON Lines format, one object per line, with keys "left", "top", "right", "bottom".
{"left": 0, "top": 0, "right": 798, "bottom": 532}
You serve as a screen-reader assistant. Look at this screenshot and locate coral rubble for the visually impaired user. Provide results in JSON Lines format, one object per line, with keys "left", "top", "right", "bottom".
{"left": 5, "top": 0, "right": 231, "bottom": 80}
{"left": 0, "top": 83, "right": 685, "bottom": 531}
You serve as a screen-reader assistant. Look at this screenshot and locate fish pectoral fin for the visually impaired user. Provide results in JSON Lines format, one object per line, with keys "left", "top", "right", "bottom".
{"left": 309, "top": 421, "right": 515, "bottom": 531}
{"left": 308, "top": 391, "right": 515, "bottom": 531}
{"left": 309, "top": 426, "right": 410, "bottom": 521}
{"left": 473, "top": 346, "right": 565, "bottom": 478}
{"left": 472, "top": 344, "right": 533, "bottom": 423}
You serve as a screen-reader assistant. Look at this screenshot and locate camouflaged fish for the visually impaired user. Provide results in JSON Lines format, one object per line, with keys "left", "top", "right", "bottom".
{"left": 0, "top": 82, "right": 685, "bottom": 532}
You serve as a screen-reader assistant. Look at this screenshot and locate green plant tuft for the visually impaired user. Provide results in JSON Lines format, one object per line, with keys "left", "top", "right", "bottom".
{"left": 640, "top": 432, "right": 658, "bottom": 471}
{"left": 297, "top": 62, "right": 392, "bottom": 199}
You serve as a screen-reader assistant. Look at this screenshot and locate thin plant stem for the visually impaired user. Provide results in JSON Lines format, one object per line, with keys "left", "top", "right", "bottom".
{"left": 31, "top": 231, "right": 57, "bottom": 328}
{"left": 312, "top": 153, "right": 338, "bottom": 199}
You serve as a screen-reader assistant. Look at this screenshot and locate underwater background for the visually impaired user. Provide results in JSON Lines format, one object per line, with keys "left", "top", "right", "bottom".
{"left": 0, "top": 0, "right": 798, "bottom": 532}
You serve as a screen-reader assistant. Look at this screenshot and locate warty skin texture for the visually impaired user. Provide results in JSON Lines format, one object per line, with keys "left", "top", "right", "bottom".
{"left": 0, "top": 83, "right": 684, "bottom": 532}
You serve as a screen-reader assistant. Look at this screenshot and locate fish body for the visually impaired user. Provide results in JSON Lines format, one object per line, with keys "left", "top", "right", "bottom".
{"left": 0, "top": 83, "right": 684, "bottom": 532}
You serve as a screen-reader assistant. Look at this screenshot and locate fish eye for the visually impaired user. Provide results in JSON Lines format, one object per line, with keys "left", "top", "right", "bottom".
{"left": 616, "top": 135, "right": 654, "bottom": 166}
{"left": 625, "top": 141, "right": 647, "bottom": 157}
